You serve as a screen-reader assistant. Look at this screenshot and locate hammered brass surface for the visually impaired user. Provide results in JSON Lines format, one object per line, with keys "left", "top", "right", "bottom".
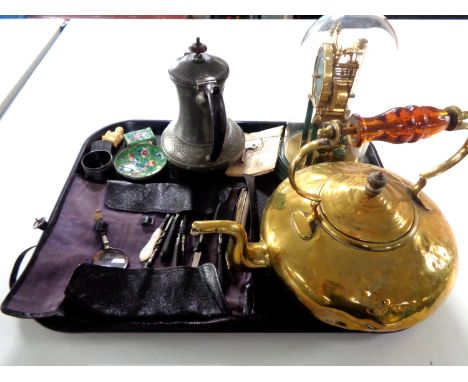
{"left": 318, "top": 163, "right": 416, "bottom": 247}
{"left": 192, "top": 161, "right": 458, "bottom": 332}
{"left": 262, "top": 162, "right": 457, "bottom": 331}
{"left": 261, "top": 163, "right": 457, "bottom": 331}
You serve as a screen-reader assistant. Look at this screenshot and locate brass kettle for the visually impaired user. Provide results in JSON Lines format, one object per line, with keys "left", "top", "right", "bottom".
{"left": 192, "top": 118, "right": 468, "bottom": 332}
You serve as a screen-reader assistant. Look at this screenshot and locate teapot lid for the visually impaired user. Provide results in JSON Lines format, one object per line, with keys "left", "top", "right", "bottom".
{"left": 168, "top": 38, "right": 230, "bottom": 86}
{"left": 317, "top": 164, "right": 416, "bottom": 248}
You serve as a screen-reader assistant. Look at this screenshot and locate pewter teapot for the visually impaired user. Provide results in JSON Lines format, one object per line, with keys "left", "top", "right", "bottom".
{"left": 161, "top": 38, "right": 244, "bottom": 172}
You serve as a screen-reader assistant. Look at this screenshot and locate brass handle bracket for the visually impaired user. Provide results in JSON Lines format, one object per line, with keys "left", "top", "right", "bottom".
{"left": 411, "top": 107, "right": 468, "bottom": 201}
{"left": 444, "top": 105, "right": 468, "bottom": 130}
{"left": 288, "top": 138, "right": 330, "bottom": 204}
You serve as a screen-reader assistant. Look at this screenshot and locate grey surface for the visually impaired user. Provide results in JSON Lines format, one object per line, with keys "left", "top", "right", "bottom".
{"left": 2, "top": 308, "right": 467, "bottom": 365}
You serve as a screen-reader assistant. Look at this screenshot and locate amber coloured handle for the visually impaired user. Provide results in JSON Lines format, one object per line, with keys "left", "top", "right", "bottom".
{"left": 346, "top": 106, "right": 456, "bottom": 147}
{"left": 345, "top": 105, "right": 468, "bottom": 199}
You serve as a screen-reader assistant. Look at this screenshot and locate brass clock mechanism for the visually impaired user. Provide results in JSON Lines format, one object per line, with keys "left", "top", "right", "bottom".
{"left": 284, "top": 25, "right": 368, "bottom": 168}
{"left": 311, "top": 25, "right": 367, "bottom": 120}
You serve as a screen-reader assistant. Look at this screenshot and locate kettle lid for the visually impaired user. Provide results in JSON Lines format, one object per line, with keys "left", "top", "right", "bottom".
{"left": 168, "top": 38, "right": 230, "bottom": 86}
{"left": 317, "top": 163, "right": 416, "bottom": 248}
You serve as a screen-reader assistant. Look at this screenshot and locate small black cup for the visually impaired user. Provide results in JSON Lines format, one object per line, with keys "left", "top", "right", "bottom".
{"left": 81, "top": 150, "right": 114, "bottom": 182}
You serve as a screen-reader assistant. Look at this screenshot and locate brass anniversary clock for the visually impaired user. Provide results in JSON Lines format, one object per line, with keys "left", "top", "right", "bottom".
{"left": 277, "top": 15, "right": 396, "bottom": 177}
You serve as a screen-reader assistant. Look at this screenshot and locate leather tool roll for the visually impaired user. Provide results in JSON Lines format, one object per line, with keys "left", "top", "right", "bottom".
{"left": 65, "top": 263, "right": 229, "bottom": 321}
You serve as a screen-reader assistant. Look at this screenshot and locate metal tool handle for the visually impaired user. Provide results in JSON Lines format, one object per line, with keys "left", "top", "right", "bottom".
{"left": 345, "top": 105, "right": 463, "bottom": 147}
{"left": 173, "top": 214, "right": 188, "bottom": 266}
{"left": 160, "top": 214, "right": 181, "bottom": 264}
{"left": 170, "top": 236, "right": 181, "bottom": 267}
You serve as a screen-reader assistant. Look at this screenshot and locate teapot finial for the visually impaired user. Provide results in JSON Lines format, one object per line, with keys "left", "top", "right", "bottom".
{"left": 189, "top": 37, "right": 207, "bottom": 54}
{"left": 189, "top": 38, "right": 207, "bottom": 63}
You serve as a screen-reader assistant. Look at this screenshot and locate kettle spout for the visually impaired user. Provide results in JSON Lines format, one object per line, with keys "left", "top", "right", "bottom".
{"left": 191, "top": 220, "right": 269, "bottom": 269}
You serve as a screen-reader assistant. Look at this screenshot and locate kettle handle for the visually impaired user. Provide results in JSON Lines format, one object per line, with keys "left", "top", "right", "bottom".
{"left": 288, "top": 138, "right": 330, "bottom": 206}
{"left": 289, "top": 134, "right": 468, "bottom": 205}
{"left": 411, "top": 132, "right": 468, "bottom": 197}
{"left": 203, "top": 83, "right": 227, "bottom": 162}
{"left": 344, "top": 105, "right": 465, "bottom": 147}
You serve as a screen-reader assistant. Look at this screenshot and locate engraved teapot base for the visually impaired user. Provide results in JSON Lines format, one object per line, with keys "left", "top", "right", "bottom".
{"left": 161, "top": 118, "right": 245, "bottom": 172}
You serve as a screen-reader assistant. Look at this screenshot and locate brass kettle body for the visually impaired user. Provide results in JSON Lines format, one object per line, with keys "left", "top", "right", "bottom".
{"left": 192, "top": 138, "right": 467, "bottom": 332}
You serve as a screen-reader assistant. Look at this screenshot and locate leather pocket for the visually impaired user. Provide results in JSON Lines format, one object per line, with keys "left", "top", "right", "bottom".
{"left": 105, "top": 180, "right": 234, "bottom": 214}
{"left": 64, "top": 263, "right": 230, "bottom": 322}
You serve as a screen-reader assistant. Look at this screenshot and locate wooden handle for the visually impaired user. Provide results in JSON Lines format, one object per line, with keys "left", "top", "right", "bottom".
{"left": 346, "top": 106, "right": 453, "bottom": 147}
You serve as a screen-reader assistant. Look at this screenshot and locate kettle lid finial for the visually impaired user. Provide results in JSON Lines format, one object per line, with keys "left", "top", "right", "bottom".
{"left": 365, "top": 171, "right": 387, "bottom": 197}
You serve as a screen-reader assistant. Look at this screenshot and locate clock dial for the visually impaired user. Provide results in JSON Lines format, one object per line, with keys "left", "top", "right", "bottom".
{"left": 312, "top": 43, "right": 333, "bottom": 108}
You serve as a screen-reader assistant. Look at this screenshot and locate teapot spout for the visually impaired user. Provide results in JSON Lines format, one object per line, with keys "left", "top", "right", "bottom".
{"left": 191, "top": 220, "right": 269, "bottom": 269}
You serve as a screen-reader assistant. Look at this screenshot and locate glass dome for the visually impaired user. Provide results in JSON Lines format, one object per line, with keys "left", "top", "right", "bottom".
{"left": 301, "top": 15, "right": 397, "bottom": 48}
{"left": 277, "top": 15, "right": 398, "bottom": 179}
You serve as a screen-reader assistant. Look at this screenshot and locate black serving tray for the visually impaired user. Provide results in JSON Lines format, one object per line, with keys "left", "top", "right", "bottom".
{"left": 2, "top": 120, "right": 382, "bottom": 332}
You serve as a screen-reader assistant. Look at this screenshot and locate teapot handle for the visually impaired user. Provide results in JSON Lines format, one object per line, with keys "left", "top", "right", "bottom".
{"left": 204, "top": 83, "right": 227, "bottom": 162}
{"left": 288, "top": 138, "right": 330, "bottom": 206}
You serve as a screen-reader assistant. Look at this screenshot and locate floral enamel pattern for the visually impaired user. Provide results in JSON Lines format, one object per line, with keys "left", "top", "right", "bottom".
{"left": 114, "top": 143, "right": 167, "bottom": 179}
{"left": 123, "top": 127, "right": 156, "bottom": 146}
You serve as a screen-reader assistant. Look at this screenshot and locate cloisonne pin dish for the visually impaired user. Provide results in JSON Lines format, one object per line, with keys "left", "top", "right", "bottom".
{"left": 114, "top": 143, "right": 167, "bottom": 180}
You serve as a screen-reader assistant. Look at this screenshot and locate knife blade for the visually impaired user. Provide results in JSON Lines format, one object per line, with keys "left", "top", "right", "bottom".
{"left": 191, "top": 233, "right": 204, "bottom": 268}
